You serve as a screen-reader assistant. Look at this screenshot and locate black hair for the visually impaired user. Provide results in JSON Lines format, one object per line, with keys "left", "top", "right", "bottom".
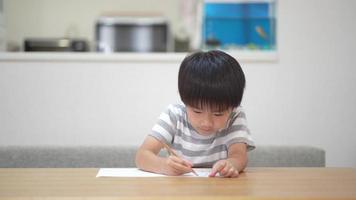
{"left": 178, "top": 50, "right": 245, "bottom": 111}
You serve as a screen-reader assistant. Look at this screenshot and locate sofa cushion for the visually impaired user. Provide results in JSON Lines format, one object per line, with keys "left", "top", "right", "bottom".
{"left": 248, "top": 145, "right": 325, "bottom": 167}
{"left": 0, "top": 146, "right": 137, "bottom": 168}
{"left": 0, "top": 145, "right": 325, "bottom": 168}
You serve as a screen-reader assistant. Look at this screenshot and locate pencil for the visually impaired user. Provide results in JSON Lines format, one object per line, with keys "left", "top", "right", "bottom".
{"left": 161, "top": 142, "right": 199, "bottom": 176}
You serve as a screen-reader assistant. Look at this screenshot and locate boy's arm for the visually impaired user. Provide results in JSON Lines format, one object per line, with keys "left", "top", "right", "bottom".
{"left": 135, "top": 136, "right": 193, "bottom": 175}
{"left": 226, "top": 143, "right": 248, "bottom": 172}
{"left": 209, "top": 143, "right": 247, "bottom": 177}
{"left": 135, "top": 136, "right": 165, "bottom": 174}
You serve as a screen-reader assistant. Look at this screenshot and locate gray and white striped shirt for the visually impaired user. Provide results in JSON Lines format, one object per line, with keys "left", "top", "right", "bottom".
{"left": 150, "top": 104, "right": 255, "bottom": 167}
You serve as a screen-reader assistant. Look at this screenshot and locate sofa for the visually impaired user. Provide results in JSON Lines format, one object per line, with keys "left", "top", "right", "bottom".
{"left": 0, "top": 145, "right": 325, "bottom": 168}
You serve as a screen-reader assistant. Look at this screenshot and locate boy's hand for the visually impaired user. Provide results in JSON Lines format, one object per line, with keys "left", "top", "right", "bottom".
{"left": 209, "top": 159, "right": 239, "bottom": 178}
{"left": 163, "top": 155, "right": 193, "bottom": 176}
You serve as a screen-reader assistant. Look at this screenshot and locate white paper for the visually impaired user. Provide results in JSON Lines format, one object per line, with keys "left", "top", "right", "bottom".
{"left": 96, "top": 168, "right": 211, "bottom": 177}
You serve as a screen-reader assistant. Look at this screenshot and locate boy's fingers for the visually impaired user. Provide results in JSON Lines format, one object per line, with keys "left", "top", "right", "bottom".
{"left": 220, "top": 162, "right": 239, "bottom": 178}
{"left": 168, "top": 156, "right": 193, "bottom": 173}
{"left": 231, "top": 170, "right": 239, "bottom": 178}
{"left": 168, "top": 148, "right": 192, "bottom": 166}
{"left": 170, "top": 156, "right": 192, "bottom": 167}
{"left": 221, "top": 163, "right": 233, "bottom": 176}
{"left": 223, "top": 167, "right": 235, "bottom": 177}
{"left": 170, "top": 161, "right": 192, "bottom": 173}
{"left": 209, "top": 161, "right": 226, "bottom": 177}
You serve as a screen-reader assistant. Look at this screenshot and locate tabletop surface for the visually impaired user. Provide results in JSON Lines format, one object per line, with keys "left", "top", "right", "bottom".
{"left": 0, "top": 167, "right": 356, "bottom": 200}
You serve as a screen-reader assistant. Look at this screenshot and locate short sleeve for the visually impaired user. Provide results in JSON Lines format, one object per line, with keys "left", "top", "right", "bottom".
{"left": 224, "top": 107, "right": 256, "bottom": 151}
{"left": 149, "top": 104, "right": 178, "bottom": 145}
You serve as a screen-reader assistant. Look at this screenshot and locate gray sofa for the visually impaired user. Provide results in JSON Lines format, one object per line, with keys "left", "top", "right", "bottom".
{"left": 0, "top": 145, "right": 325, "bottom": 168}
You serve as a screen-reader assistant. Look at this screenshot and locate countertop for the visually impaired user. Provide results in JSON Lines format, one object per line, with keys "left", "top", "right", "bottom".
{"left": 0, "top": 51, "right": 278, "bottom": 63}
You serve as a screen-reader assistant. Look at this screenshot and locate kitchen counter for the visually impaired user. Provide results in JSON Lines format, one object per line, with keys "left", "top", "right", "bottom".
{"left": 0, "top": 51, "right": 278, "bottom": 63}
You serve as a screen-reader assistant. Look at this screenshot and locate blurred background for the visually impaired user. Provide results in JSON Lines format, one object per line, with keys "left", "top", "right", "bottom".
{"left": 1, "top": 0, "right": 276, "bottom": 52}
{"left": 0, "top": 0, "right": 356, "bottom": 167}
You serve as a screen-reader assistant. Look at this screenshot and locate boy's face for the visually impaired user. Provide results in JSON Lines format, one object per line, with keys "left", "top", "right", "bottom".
{"left": 186, "top": 105, "right": 232, "bottom": 136}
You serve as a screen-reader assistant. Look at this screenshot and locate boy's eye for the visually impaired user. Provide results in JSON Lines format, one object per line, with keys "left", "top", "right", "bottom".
{"left": 213, "top": 113, "right": 224, "bottom": 116}
{"left": 193, "top": 110, "right": 202, "bottom": 114}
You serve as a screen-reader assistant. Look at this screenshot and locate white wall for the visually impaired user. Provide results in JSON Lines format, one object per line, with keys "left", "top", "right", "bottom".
{"left": 0, "top": 60, "right": 181, "bottom": 146}
{"left": 1, "top": 0, "right": 356, "bottom": 167}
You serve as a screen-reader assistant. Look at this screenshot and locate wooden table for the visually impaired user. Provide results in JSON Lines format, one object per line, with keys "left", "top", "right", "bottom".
{"left": 0, "top": 168, "right": 355, "bottom": 200}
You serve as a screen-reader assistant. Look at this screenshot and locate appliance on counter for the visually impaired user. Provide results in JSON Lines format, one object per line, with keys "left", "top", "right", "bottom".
{"left": 24, "top": 38, "right": 89, "bottom": 52}
{"left": 96, "top": 16, "right": 172, "bottom": 52}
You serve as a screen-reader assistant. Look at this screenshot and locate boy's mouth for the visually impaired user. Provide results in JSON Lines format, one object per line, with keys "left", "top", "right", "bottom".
{"left": 198, "top": 127, "right": 215, "bottom": 134}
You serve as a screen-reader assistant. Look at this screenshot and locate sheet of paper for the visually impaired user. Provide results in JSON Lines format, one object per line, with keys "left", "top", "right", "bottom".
{"left": 96, "top": 168, "right": 212, "bottom": 177}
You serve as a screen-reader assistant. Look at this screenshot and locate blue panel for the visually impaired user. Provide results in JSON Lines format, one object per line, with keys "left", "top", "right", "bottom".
{"left": 247, "top": 18, "right": 270, "bottom": 47}
{"left": 246, "top": 3, "right": 270, "bottom": 18}
{"left": 204, "top": 18, "right": 247, "bottom": 45}
{"left": 205, "top": 2, "right": 270, "bottom": 18}
{"left": 205, "top": 3, "right": 244, "bottom": 18}
{"left": 203, "top": 1, "right": 275, "bottom": 50}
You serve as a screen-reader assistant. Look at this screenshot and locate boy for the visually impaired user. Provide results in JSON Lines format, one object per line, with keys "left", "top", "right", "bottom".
{"left": 135, "top": 50, "right": 255, "bottom": 178}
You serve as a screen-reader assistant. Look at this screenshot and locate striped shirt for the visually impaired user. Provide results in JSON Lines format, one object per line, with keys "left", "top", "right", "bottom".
{"left": 150, "top": 104, "right": 255, "bottom": 167}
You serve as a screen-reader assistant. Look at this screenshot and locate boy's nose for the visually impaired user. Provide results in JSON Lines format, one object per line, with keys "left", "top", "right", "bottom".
{"left": 201, "top": 115, "right": 213, "bottom": 129}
